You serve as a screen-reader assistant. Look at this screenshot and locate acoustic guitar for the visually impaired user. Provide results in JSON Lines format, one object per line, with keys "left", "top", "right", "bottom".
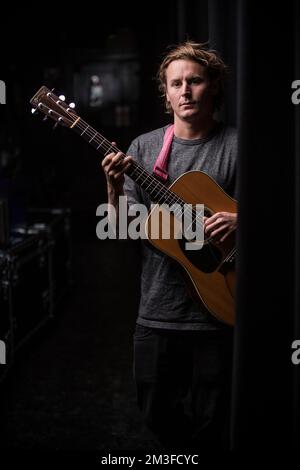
{"left": 30, "top": 86, "right": 237, "bottom": 325}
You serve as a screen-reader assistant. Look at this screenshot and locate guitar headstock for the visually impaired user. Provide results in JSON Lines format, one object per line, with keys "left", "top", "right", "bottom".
{"left": 30, "top": 86, "right": 78, "bottom": 128}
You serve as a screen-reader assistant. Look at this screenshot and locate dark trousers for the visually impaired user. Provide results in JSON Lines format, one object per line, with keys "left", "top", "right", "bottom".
{"left": 133, "top": 324, "right": 233, "bottom": 452}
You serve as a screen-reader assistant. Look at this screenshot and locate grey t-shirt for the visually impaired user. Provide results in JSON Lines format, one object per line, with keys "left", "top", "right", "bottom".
{"left": 124, "top": 122, "right": 237, "bottom": 330}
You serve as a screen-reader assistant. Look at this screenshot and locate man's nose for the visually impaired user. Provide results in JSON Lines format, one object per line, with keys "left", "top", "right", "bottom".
{"left": 182, "top": 82, "right": 191, "bottom": 96}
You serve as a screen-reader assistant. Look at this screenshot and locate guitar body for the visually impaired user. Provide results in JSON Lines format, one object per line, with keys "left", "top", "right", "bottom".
{"left": 145, "top": 170, "right": 237, "bottom": 326}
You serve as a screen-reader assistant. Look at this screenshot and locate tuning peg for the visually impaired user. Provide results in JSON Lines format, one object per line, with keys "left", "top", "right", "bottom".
{"left": 59, "top": 95, "right": 66, "bottom": 101}
{"left": 53, "top": 122, "right": 58, "bottom": 130}
{"left": 43, "top": 115, "right": 48, "bottom": 121}
{"left": 31, "top": 107, "right": 37, "bottom": 114}
{"left": 69, "top": 102, "right": 76, "bottom": 108}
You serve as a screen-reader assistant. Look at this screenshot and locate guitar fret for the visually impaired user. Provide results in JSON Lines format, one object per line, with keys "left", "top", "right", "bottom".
{"left": 81, "top": 125, "right": 89, "bottom": 136}
{"left": 104, "top": 144, "right": 113, "bottom": 156}
{"left": 89, "top": 131, "right": 97, "bottom": 143}
{"left": 145, "top": 177, "right": 154, "bottom": 191}
{"left": 97, "top": 137, "right": 106, "bottom": 149}
{"left": 151, "top": 180, "right": 161, "bottom": 197}
{"left": 134, "top": 172, "right": 142, "bottom": 182}
{"left": 131, "top": 168, "right": 139, "bottom": 178}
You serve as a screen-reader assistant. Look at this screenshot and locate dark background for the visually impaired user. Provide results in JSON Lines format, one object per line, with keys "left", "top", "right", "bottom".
{"left": 0, "top": 0, "right": 299, "bottom": 459}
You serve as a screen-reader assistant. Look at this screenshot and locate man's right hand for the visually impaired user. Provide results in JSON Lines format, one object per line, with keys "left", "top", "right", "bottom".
{"left": 101, "top": 142, "right": 132, "bottom": 195}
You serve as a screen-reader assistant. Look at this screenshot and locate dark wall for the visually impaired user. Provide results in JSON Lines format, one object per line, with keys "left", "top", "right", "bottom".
{"left": 0, "top": 2, "right": 234, "bottom": 236}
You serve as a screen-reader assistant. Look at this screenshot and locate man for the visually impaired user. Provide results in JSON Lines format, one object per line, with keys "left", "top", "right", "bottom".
{"left": 102, "top": 42, "right": 237, "bottom": 451}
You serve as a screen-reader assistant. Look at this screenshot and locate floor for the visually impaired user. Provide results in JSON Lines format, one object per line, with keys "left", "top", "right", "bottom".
{"left": 0, "top": 238, "right": 162, "bottom": 451}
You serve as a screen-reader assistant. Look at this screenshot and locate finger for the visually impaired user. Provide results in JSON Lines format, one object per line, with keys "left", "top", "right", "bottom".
{"left": 205, "top": 217, "right": 225, "bottom": 232}
{"left": 210, "top": 224, "right": 228, "bottom": 238}
{"left": 108, "top": 141, "right": 118, "bottom": 154}
{"left": 108, "top": 169, "right": 120, "bottom": 178}
{"left": 204, "top": 213, "right": 219, "bottom": 224}
{"left": 205, "top": 220, "right": 220, "bottom": 234}
{"left": 108, "top": 163, "right": 125, "bottom": 176}
{"left": 124, "top": 161, "right": 132, "bottom": 172}
{"left": 113, "top": 154, "right": 133, "bottom": 171}
{"left": 204, "top": 215, "right": 218, "bottom": 230}
{"left": 113, "top": 158, "right": 126, "bottom": 172}
{"left": 219, "top": 232, "right": 229, "bottom": 243}
{"left": 113, "top": 171, "right": 125, "bottom": 180}
{"left": 114, "top": 159, "right": 132, "bottom": 176}
{"left": 220, "top": 228, "right": 234, "bottom": 243}
{"left": 103, "top": 149, "right": 121, "bottom": 165}
{"left": 102, "top": 152, "right": 116, "bottom": 168}
{"left": 219, "top": 233, "right": 228, "bottom": 243}
{"left": 205, "top": 212, "right": 226, "bottom": 224}
{"left": 102, "top": 153, "right": 132, "bottom": 179}
{"left": 105, "top": 152, "right": 123, "bottom": 172}
{"left": 112, "top": 152, "right": 124, "bottom": 163}
{"left": 102, "top": 156, "right": 110, "bottom": 167}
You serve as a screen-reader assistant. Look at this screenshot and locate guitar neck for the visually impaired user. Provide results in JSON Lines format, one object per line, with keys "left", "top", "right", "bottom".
{"left": 71, "top": 117, "right": 183, "bottom": 206}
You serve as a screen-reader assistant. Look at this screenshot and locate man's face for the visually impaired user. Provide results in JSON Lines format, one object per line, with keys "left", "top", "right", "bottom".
{"left": 165, "top": 59, "right": 217, "bottom": 122}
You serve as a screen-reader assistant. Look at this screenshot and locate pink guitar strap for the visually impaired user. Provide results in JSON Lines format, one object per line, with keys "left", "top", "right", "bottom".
{"left": 153, "top": 124, "right": 174, "bottom": 182}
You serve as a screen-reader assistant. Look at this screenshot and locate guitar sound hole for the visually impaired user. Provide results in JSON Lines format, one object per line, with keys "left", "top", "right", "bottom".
{"left": 179, "top": 236, "right": 222, "bottom": 273}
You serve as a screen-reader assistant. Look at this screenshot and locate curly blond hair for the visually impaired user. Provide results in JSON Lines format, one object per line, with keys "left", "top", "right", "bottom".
{"left": 157, "top": 41, "right": 227, "bottom": 113}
